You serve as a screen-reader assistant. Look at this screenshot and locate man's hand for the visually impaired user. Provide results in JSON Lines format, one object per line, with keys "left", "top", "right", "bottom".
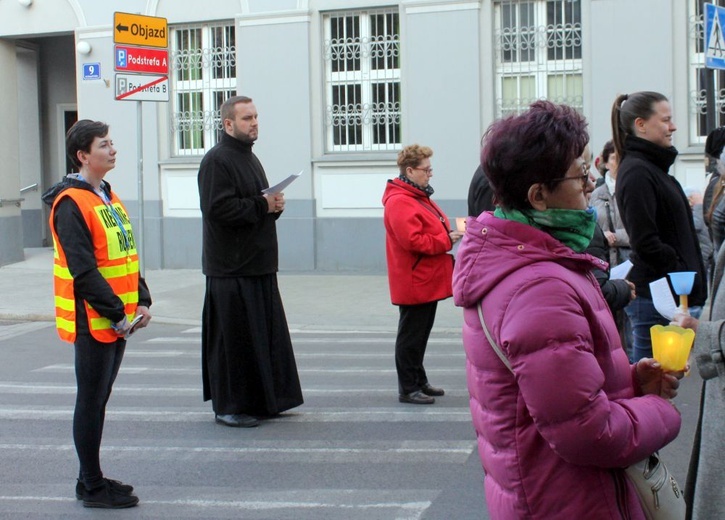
{"left": 263, "top": 193, "right": 285, "bottom": 213}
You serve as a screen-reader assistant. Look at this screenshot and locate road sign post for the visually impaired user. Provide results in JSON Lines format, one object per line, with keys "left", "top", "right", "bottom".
{"left": 113, "top": 12, "right": 169, "bottom": 275}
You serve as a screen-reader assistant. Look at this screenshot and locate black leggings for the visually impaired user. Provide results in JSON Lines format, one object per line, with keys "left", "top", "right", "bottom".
{"left": 73, "top": 334, "right": 126, "bottom": 489}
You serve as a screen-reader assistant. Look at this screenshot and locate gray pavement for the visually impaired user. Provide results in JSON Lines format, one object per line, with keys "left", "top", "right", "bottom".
{"left": 0, "top": 247, "right": 703, "bottom": 509}
{"left": 0, "top": 247, "right": 463, "bottom": 333}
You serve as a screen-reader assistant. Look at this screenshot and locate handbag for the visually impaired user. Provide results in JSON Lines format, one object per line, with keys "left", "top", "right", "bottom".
{"left": 624, "top": 453, "right": 685, "bottom": 520}
{"left": 476, "top": 302, "right": 686, "bottom": 520}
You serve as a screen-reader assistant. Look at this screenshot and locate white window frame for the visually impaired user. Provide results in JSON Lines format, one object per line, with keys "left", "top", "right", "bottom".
{"left": 322, "top": 8, "right": 401, "bottom": 153}
{"left": 493, "top": 0, "right": 583, "bottom": 118}
{"left": 170, "top": 22, "right": 236, "bottom": 157}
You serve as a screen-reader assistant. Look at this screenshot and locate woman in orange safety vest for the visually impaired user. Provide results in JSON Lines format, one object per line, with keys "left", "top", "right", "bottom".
{"left": 42, "top": 120, "right": 152, "bottom": 509}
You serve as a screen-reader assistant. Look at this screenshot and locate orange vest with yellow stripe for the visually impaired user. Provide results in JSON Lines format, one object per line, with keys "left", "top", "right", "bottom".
{"left": 49, "top": 187, "right": 140, "bottom": 344}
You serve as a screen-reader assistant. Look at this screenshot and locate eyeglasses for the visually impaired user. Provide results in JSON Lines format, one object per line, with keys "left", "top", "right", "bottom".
{"left": 548, "top": 162, "right": 590, "bottom": 189}
{"left": 412, "top": 167, "right": 433, "bottom": 174}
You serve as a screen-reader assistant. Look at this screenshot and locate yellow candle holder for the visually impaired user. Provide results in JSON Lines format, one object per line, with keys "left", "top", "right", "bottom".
{"left": 650, "top": 324, "right": 695, "bottom": 371}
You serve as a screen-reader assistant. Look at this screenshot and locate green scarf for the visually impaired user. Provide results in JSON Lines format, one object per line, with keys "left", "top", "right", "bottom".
{"left": 494, "top": 206, "right": 596, "bottom": 252}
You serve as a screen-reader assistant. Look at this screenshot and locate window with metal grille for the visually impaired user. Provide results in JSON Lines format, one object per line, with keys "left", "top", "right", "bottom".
{"left": 322, "top": 9, "right": 401, "bottom": 152}
{"left": 689, "top": 0, "right": 725, "bottom": 143}
{"left": 170, "top": 23, "right": 236, "bottom": 157}
{"left": 494, "top": 0, "right": 582, "bottom": 117}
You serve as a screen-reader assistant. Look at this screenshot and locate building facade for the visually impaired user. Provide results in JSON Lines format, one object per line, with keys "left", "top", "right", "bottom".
{"left": 0, "top": 0, "right": 719, "bottom": 270}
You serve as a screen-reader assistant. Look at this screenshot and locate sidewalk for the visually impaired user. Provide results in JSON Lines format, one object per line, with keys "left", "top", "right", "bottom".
{"left": 0, "top": 248, "right": 464, "bottom": 333}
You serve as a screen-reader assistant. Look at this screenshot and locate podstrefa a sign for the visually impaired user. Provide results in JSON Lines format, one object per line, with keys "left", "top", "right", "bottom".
{"left": 115, "top": 46, "right": 169, "bottom": 75}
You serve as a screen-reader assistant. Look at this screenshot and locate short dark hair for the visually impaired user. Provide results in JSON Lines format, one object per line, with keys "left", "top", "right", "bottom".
{"left": 599, "top": 140, "right": 615, "bottom": 174}
{"left": 610, "top": 91, "right": 668, "bottom": 161}
{"left": 481, "top": 100, "right": 589, "bottom": 210}
{"left": 221, "top": 95, "right": 253, "bottom": 122}
{"left": 66, "top": 120, "right": 109, "bottom": 170}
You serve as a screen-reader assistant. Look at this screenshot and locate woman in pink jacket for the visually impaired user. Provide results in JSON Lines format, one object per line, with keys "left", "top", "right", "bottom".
{"left": 383, "top": 144, "right": 463, "bottom": 404}
{"left": 452, "top": 101, "right": 683, "bottom": 519}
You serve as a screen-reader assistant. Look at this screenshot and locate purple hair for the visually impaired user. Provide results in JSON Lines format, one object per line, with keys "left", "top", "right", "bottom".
{"left": 481, "top": 100, "right": 589, "bottom": 210}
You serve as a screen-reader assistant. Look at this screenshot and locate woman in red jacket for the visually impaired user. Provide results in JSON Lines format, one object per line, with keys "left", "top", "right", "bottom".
{"left": 382, "top": 144, "right": 463, "bottom": 404}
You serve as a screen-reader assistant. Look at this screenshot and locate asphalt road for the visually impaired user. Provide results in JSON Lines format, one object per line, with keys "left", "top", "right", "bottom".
{"left": 0, "top": 320, "right": 487, "bottom": 520}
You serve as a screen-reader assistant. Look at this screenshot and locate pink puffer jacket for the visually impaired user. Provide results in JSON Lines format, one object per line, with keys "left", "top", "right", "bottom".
{"left": 452, "top": 212, "right": 681, "bottom": 520}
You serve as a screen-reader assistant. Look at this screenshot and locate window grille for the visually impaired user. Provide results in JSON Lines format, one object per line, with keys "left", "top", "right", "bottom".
{"left": 322, "top": 9, "right": 401, "bottom": 152}
{"left": 494, "top": 0, "right": 582, "bottom": 117}
{"left": 170, "top": 23, "right": 236, "bottom": 157}
{"left": 688, "top": 0, "right": 725, "bottom": 143}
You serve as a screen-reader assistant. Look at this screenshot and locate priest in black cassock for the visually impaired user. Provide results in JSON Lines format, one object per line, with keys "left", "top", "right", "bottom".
{"left": 197, "top": 95, "right": 303, "bottom": 428}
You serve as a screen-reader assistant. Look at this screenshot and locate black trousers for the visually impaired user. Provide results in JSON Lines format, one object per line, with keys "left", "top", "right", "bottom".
{"left": 395, "top": 301, "right": 438, "bottom": 395}
{"left": 73, "top": 334, "right": 126, "bottom": 489}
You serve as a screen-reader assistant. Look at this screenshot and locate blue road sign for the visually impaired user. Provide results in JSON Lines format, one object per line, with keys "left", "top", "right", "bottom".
{"left": 116, "top": 48, "right": 127, "bottom": 69}
{"left": 82, "top": 63, "right": 101, "bottom": 80}
{"left": 706, "top": 3, "right": 725, "bottom": 70}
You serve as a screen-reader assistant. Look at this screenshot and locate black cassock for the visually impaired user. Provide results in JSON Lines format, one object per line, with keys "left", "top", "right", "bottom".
{"left": 197, "top": 132, "right": 303, "bottom": 417}
{"left": 202, "top": 274, "right": 303, "bottom": 416}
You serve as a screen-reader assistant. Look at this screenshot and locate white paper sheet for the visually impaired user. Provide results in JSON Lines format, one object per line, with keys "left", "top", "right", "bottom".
{"left": 610, "top": 259, "right": 633, "bottom": 280}
{"left": 262, "top": 170, "right": 302, "bottom": 194}
{"left": 649, "top": 277, "right": 678, "bottom": 321}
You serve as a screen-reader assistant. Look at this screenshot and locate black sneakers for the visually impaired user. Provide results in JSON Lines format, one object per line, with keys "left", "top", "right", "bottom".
{"left": 77, "top": 479, "right": 139, "bottom": 509}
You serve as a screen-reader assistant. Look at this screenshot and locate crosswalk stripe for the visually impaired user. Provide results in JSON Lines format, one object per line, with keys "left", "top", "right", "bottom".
{"left": 35, "top": 365, "right": 464, "bottom": 375}
{"left": 0, "top": 407, "right": 472, "bottom": 422}
{"left": 0, "top": 382, "right": 470, "bottom": 396}
{"left": 144, "top": 337, "right": 462, "bottom": 344}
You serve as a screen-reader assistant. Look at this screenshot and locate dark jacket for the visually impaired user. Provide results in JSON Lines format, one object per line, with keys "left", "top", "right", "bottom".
{"left": 42, "top": 176, "right": 152, "bottom": 334}
{"left": 467, "top": 165, "right": 495, "bottom": 217}
{"left": 198, "top": 132, "right": 281, "bottom": 277}
{"left": 616, "top": 135, "right": 707, "bottom": 306}
{"left": 585, "top": 224, "right": 632, "bottom": 313}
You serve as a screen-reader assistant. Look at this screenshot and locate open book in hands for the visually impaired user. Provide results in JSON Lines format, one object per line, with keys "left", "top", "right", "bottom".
{"left": 125, "top": 315, "right": 144, "bottom": 338}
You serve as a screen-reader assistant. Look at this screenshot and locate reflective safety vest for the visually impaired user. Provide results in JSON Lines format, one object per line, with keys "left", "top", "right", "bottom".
{"left": 49, "top": 187, "right": 139, "bottom": 343}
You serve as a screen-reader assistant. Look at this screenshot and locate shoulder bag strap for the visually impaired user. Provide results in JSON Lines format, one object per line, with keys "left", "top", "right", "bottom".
{"left": 477, "top": 302, "right": 514, "bottom": 374}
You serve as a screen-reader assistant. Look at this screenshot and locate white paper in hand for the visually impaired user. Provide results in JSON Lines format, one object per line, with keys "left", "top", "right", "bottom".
{"left": 262, "top": 170, "right": 302, "bottom": 194}
{"left": 649, "top": 277, "right": 678, "bottom": 320}
{"left": 125, "top": 315, "right": 144, "bottom": 338}
{"left": 610, "top": 260, "right": 633, "bottom": 280}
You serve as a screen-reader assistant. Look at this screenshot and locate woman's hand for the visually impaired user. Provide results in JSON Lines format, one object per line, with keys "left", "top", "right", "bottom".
{"left": 133, "top": 305, "right": 152, "bottom": 331}
{"left": 604, "top": 230, "right": 617, "bottom": 246}
{"left": 635, "top": 358, "right": 685, "bottom": 399}
{"left": 672, "top": 312, "right": 699, "bottom": 332}
{"left": 449, "top": 230, "right": 464, "bottom": 244}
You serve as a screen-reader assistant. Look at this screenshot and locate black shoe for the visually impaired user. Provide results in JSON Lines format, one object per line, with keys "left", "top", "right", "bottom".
{"left": 421, "top": 383, "right": 445, "bottom": 397}
{"left": 215, "top": 413, "right": 260, "bottom": 428}
{"left": 76, "top": 478, "right": 134, "bottom": 500}
{"left": 399, "top": 390, "right": 435, "bottom": 404}
{"left": 82, "top": 481, "right": 139, "bottom": 509}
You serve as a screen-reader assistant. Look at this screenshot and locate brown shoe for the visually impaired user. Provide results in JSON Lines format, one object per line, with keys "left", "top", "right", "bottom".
{"left": 421, "top": 383, "right": 445, "bottom": 397}
{"left": 398, "top": 390, "right": 435, "bottom": 404}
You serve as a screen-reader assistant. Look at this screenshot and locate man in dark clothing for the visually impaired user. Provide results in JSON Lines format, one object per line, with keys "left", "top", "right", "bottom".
{"left": 197, "top": 95, "right": 303, "bottom": 428}
{"left": 467, "top": 165, "right": 495, "bottom": 216}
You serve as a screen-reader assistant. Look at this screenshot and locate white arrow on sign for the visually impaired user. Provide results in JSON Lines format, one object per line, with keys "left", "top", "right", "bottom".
{"left": 115, "top": 73, "right": 169, "bottom": 102}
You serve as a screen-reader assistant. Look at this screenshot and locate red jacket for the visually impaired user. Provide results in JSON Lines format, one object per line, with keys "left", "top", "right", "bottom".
{"left": 382, "top": 178, "right": 454, "bottom": 305}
